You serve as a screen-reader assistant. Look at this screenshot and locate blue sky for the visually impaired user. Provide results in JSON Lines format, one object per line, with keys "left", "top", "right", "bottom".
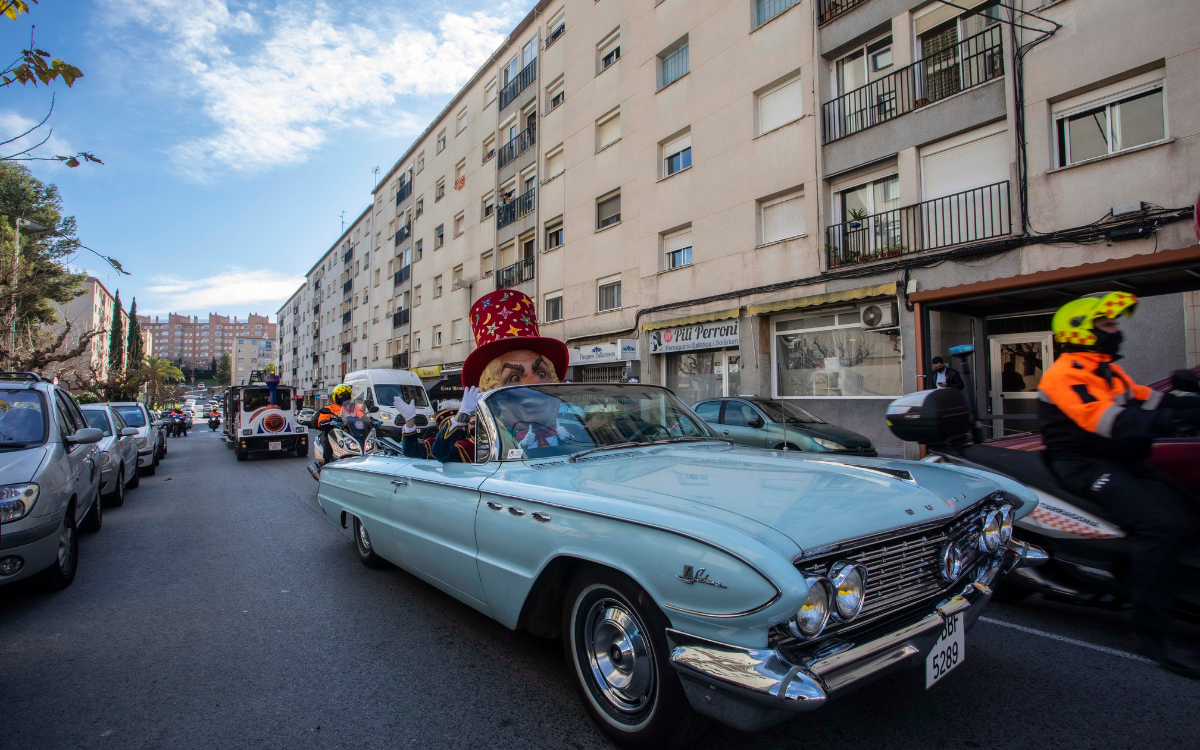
{"left": 2, "top": 0, "right": 527, "bottom": 319}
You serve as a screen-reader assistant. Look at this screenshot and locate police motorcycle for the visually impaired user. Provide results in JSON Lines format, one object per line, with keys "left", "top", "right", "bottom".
{"left": 208, "top": 412, "right": 221, "bottom": 431}
{"left": 169, "top": 410, "right": 186, "bottom": 437}
{"left": 307, "top": 397, "right": 406, "bottom": 481}
{"left": 887, "top": 346, "right": 1200, "bottom": 621}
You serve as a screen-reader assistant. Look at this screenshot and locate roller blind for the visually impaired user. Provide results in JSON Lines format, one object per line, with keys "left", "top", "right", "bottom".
{"left": 547, "top": 150, "right": 564, "bottom": 176}
{"left": 665, "top": 229, "right": 692, "bottom": 253}
{"left": 762, "top": 195, "right": 805, "bottom": 243}
{"left": 915, "top": 0, "right": 987, "bottom": 35}
{"left": 598, "top": 114, "right": 621, "bottom": 147}
{"left": 663, "top": 133, "right": 691, "bottom": 157}
{"left": 759, "top": 78, "right": 804, "bottom": 133}
{"left": 600, "top": 34, "right": 620, "bottom": 59}
{"left": 921, "top": 129, "right": 1009, "bottom": 199}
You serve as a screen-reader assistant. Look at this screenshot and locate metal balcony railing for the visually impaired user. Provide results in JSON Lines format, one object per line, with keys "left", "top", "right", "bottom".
{"left": 495, "top": 257, "right": 535, "bottom": 290}
{"left": 498, "top": 124, "right": 536, "bottom": 169}
{"left": 312, "top": 354, "right": 320, "bottom": 363}
{"left": 825, "top": 181, "right": 1011, "bottom": 268}
{"left": 822, "top": 26, "right": 1003, "bottom": 144}
{"left": 499, "top": 58, "right": 536, "bottom": 109}
{"left": 342, "top": 311, "right": 351, "bottom": 325}
{"left": 546, "top": 22, "right": 565, "bottom": 48}
{"left": 496, "top": 187, "right": 535, "bottom": 229}
{"left": 395, "top": 180, "right": 412, "bottom": 205}
{"left": 393, "top": 265, "right": 410, "bottom": 286}
{"left": 312, "top": 304, "right": 320, "bottom": 315}
{"left": 394, "top": 222, "right": 411, "bottom": 246}
{"left": 392, "top": 308, "right": 410, "bottom": 328}
{"left": 343, "top": 246, "right": 353, "bottom": 264}
{"left": 340, "top": 342, "right": 351, "bottom": 354}
{"left": 343, "top": 279, "right": 353, "bottom": 294}
{"left": 313, "top": 279, "right": 322, "bottom": 290}
{"left": 392, "top": 352, "right": 409, "bottom": 369}
{"left": 817, "top": 0, "right": 868, "bottom": 25}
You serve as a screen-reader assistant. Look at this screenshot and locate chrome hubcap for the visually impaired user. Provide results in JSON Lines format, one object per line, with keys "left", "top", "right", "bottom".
{"left": 584, "top": 598, "right": 654, "bottom": 714}
{"left": 357, "top": 522, "right": 371, "bottom": 551}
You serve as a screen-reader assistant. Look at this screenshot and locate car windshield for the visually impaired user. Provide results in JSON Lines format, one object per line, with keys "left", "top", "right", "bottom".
{"left": 81, "top": 409, "right": 113, "bottom": 436}
{"left": 483, "top": 384, "right": 715, "bottom": 459}
{"left": 0, "top": 389, "right": 47, "bottom": 444}
{"left": 374, "top": 384, "right": 430, "bottom": 408}
{"left": 751, "top": 399, "right": 825, "bottom": 424}
{"left": 243, "top": 387, "right": 292, "bottom": 411}
{"left": 113, "top": 405, "right": 147, "bottom": 427}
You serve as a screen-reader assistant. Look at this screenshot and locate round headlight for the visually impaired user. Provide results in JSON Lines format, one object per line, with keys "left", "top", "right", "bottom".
{"left": 998, "top": 504, "right": 1014, "bottom": 544}
{"left": 828, "top": 562, "right": 868, "bottom": 622}
{"left": 788, "top": 577, "right": 832, "bottom": 638}
{"left": 938, "top": 540, "right": 963, "bottom": 581}
{"left": 980, "top": 510, "right": 1002, "bottom": 552}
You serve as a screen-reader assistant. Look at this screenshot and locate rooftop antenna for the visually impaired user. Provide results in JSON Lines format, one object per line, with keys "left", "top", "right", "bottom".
{"left": 372, "top": 166, "right": 380, "bottom": 189}
{"left": 340, "top": 210, "right": 348, "bottom": 233}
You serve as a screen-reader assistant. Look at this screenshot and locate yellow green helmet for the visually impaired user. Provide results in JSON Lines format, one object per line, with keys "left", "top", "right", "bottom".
{"left": 1051, "top": 292, "right": 1138, "bottom": 346}
{"left": 331, "top": 384, "right": 352, "bottom": 401}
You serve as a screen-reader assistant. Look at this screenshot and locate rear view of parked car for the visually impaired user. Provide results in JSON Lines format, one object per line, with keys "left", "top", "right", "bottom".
{"left": 80, "top": 404, "right": 141, "bottom": 507}
{"left": 109, "top": 402, "right": 163, "bottom": 475}
{"left": 0, "top": 372, "right": 104, "bottom": 590}
{"left": 692, "top": 397, "right": 876, "bottom": 455}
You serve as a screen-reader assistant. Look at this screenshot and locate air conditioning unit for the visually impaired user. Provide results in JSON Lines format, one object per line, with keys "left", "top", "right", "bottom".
{"left": 860, "top": 302, "right": 896, "bottom": 330}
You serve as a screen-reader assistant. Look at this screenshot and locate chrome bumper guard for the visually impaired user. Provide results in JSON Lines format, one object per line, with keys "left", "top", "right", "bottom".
{"left": 667, "top": 541, "right": 1042, "bottom": 732}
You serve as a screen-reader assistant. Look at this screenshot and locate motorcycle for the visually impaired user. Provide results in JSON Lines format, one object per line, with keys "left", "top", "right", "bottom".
{"left": 169, "top": 413, "right": 185, "bottom": 437}
{"left": 208, "top": 415, "right": 220, "bottom": 431}
{"left": 307, "top": 402, "right": 408, "bottom": 481}
{"left": 887, "top": 346, "right": 1200, "bottom": 622}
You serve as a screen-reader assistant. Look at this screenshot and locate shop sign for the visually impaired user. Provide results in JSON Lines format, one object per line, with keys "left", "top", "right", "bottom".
{"left": 413, "top": 365, "right": 442, "bottom": 378}
{"left": 648, "top": 319, "right": 739, "bottom": 354}
{"left": 569, "top": 339, "right": 640, "bottom": 365}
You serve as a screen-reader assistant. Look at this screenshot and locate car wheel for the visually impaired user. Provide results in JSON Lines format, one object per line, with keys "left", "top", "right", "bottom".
{"left": 563, "top": 567, "right": 707, "bottom": 750}
{"left": 353, "top": 516, "right": 384, "bottom": 569}
{"left": 35, "top": 508, "right": 79, "bottom": 591}
{"left": 79, "top": 490, "right": 103, "bottom": 533}
{"left": 104, "top": 468, "right": 125, "bottom": 508}
{"left": 142, "top": 460, "right": 156, "bottom": 476}
{"left": 126, "top": 462, "right": 141, "bottom": 488}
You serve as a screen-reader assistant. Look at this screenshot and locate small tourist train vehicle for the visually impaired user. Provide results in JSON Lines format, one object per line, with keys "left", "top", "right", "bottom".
{"left": 315, "top": 383, "right": 1043, "bottom": 747}
{"left": 222, "top": 371, "right": 308, "bottom": 461}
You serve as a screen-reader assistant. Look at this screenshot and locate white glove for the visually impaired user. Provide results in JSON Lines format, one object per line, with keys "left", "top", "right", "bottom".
{"left": 453, "top": 386, "right": 480, "bottom": 425}
{"left": 394, "top": 397, "right": 420, "bottom": 434}
{"left": 518, "top": 430, "right": 539, "bottom": 450}
{"left": 555, "top": 423, "right": 571, "bottom": 441}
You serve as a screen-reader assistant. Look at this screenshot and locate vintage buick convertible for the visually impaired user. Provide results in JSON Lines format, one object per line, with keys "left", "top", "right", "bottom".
{"left": 316, "top": 384, "right": 1041, "bottom": 748}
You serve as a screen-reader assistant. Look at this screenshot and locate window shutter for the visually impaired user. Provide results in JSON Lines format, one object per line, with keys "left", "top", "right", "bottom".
{"left": 600, "top": 35, "right": 620, "bottom": 60}
{"left": 599, "top": 115, "right": 621, "bottom": 147}
{"left": 662, "top": 43, "right": 689, "bottom": 87}
{"left": 548, "top": 150, "right": 564, "bottom": 176}
{"left": 759, "top": 78, "right": 804, "bottom": 133}
{"left": 914, "top": 0, "right": 986, "bottom": 35}
{"left": 762, "top": 195, "right": 805, "bottom": 243}
{"left": 665, "top": 230, "right": 692, "bottom": 253}
{"left": 920, "top": 130, "right": 1009, "bottom": 199}
{"left": 663, "top": 133, "right": 691, "bottom": 157}
{"left": 598, "top": 195, "right": 621, "bottom": 224}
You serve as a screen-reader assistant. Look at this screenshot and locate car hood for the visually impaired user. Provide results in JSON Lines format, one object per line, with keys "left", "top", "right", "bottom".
{"left": 0, "top": 445, "right": 50, "bottom": 484}
{"left": 529, "top": 444, "right": 1034, "bottom": 552}
{"left": 787, "top": 423, "right": 873, "bottom": 448}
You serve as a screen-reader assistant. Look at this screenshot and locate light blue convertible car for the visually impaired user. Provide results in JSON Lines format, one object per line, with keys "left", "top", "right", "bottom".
{"left": 316, "top": 384, "right": 1041, "bottom": 747}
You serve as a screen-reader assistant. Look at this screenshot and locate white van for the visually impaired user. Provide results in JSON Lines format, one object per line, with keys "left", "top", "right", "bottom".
{"left": 342, "top": 369, "right": 433, "bottom": 428}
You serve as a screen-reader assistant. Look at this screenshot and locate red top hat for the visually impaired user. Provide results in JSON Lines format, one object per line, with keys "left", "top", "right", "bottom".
{"left": 462, "top": 289, "right": 568, "bottom": 389}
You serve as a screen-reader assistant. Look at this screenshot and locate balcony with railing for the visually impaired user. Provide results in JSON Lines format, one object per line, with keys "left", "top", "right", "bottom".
{"left": 392, "top": 351, "right": 409, "bottom": 369}
{"left": 343, "top": 279, "right": 353, "bottom": 294}
{"left": 392, "top": 308, "right": 410, "bottom": 328}
{"left": 821, "top": 26, "right": 1003, "bottom": 144}
{"left": 340, "top": 342, "right": 352, "bottom": 355}
{"left": 342, "top": 311, "right": 352, "bottom": 325}
{"left": 343, "top": 246, "right": 353, "bottom": 264}
{"left": 817, "top": 0, "right": 868, "bottom": 25}
{"left": 495, "top": 256, "right": 535, "bottom": 290}
{"left": 312, "top": 353, "right": 320, "bottom": 364}
{"left": 546, "top": 21, "right": 565, "bottom": 48}
{"left": 498, "top": 125, "right": 536, "bottom": 169}
{"left": 313, "top": 278, "right": 322, "bottom": 291}
{"left": 312, "top": 303, "right": 320, "bottom": 315}
{"left": 395, "top": 179, "right": 412, "bottom": 206}
{"left": 825, "top": 181, "right": 1011, "bottom": 269}
{"left": 393, "top": 265, "right": 410, "bottom": 286}
{"left": 312, "top": 330, "right": 320, "bottom": 342}
{"left": 394, "top": 222, "right": 411, "bottom": 246}
{"left": 497, "top": 187, "right": 535, "bottom": 230}
{"left": 499, "top": 58, "right": 536, "bottom": 109}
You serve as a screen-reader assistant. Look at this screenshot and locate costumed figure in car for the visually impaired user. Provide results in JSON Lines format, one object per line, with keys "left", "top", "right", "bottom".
{"left": 393, "top": 289, "right": 571, "bottom": 463}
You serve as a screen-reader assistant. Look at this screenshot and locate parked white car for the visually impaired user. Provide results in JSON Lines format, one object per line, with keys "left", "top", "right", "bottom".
{"left": 80, "top": 404, "right": 141, "bottom": 507}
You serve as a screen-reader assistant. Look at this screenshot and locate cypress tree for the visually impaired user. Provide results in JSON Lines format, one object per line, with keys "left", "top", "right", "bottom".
{"left": 125, "top": 298, "right": 143, "bottom": 370}
{"left": 108, "top": 290, "right": 125, "bottom": 375}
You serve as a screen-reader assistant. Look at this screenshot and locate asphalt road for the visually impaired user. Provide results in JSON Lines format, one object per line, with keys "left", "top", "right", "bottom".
{"left": 2, "top": 428, "right": 1198, "bottom": 750}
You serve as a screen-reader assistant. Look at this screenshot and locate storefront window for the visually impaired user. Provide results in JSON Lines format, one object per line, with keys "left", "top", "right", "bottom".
{"left": 774, "top": 311, "right": 902, "bottom": 397}
{"left": 666, "top": 351, "right": 722, "bottom": 405}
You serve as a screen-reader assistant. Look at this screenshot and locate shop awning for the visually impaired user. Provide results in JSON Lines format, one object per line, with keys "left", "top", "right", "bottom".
{"left": 746, "top": 282, "right": 897, "bottom": 317}
{"left": 911, "top": 244, "right": 1200, "bottom": 314}
{"left": 641, "top": 307, "right": 740, "bottom": 332}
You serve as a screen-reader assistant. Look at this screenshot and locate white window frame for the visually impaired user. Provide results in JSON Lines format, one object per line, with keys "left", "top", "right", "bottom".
{"left": 770, "top": 308, "right": 903, "bottom": 399}
{"left": 456, "top": 108, "right": 468, "bottom": 135}
{"left": 598, "top": 30, "right": 621, "bottom": 74}
{"left": 436, "top": 129, "right": 447, "bottom": 153}
{"left": 597, "top": 109, "right": 621, "bottom": 151}
{"left": 659, "top": 38, "right": 689, "bottom": 90}
{"left": 759, "top": 190, "right": 807, "bottom": 245}
{"left": 597, "top": 274, "right": 622, "bottom": 312}
{"left": 484, "top": 78, "right": 497, "bottom": 106}
{"left": 663, "top": 227, "right": 693, "bottom": 270}
{"left": 546, "top": 145, "right": 565, "bottom": 180}
{"left": 757, "top": 74, "right": 805, "bottom": 136}
{"left": 545, "top": 216, "right": 564, "bottom": 251}
{"left": 1053, "top": 73, "right": 1167, "bottom": 168}
{"left": 661, "top": 132, "right": 691, "bottom": 178}
{"left": 544, "top": 292, "right": 564, "bottom": 323}
{"left": 547, "top": 76, "right": 566, "bottom": 112}
{"left": 597, "top": 191, "right": 621, "bottom": 230}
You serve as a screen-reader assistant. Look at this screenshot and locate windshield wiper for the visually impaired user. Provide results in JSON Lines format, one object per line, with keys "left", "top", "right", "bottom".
{"left": 0, "top": 441, "right": 36, "bottom": 449}
{"left": 566, "top": 435, "right": 731, "bottom": 463}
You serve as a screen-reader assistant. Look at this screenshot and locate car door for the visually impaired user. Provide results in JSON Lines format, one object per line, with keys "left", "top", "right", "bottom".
{"left": 692, "top": 400, "right": 722, "bottom": 431}
{"left": 392, "top": 432, "right": 497, "bottom": 610}
{"left": 722, "top": 399, "right": 771, "bottom": 448}
{"left": 53, "top": 391, "right": 95, "bottom": 521}
{"left": 111, "top": 409, "right": 135, "bottom": 471}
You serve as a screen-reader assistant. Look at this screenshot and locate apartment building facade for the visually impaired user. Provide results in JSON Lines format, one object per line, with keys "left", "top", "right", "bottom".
{"left": 48, "top": 277, "right": 151, "bottom": 386}
{"left": 291, "top": 0, "right": 1199, "bottom": 453}
{"left": 138, "top": 312, "right": 277, "bottom": 370}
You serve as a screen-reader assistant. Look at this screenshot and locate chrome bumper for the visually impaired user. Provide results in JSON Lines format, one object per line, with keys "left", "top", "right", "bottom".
{"left": 666, "top": 541, "right": 1041, "bottom": 732}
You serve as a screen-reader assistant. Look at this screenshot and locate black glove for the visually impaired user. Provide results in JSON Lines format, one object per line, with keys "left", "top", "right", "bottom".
{"left": 1171, "top": 369, "right": 1200, "bottom": 394}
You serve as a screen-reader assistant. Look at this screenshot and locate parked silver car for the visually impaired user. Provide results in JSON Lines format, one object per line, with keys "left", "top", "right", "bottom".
{"left": 80, "top": 404, "right": 141, "bottom": 507}
{"left": 108, "top": 402, "right": 163, "bottom": 476}
{"left": 0, "top": 373, "right": 104, "bottom": 590}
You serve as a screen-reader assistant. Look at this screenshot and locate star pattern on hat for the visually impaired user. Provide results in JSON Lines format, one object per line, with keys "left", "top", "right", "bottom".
{"left": 506, "top": 325, "right": 521, "bottom": 336}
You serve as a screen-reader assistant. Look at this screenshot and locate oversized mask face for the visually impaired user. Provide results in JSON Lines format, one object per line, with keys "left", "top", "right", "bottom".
{"left": 494, "top": 350, "right": 557, "bottom": 387}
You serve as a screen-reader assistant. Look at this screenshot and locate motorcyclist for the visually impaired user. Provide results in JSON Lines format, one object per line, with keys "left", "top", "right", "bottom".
{"left": 313, "top": 385, "right": 362, "bottom": 471}
{"left": 169, "top": 407, "right": 185, "bottom": 438}
{"left": 1039, "top": 291, "right": 1200, "bottom": 679}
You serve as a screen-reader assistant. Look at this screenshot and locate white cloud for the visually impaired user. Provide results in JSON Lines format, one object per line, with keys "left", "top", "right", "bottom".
{"left": 144, "top": 267, "right": 304, "bottom": 315}
{"left": 104, "top": 0, "right": 519, "bottom": 178}
{"left": 0, "top": 110, "right": 76, "bottom": 165}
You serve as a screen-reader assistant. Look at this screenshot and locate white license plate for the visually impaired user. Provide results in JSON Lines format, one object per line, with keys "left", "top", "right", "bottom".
{"left": 925, "top": 612, "right": 964, "bottom": 689}
{"left": 269, "top": 441, "right": 282, "bottom": 451}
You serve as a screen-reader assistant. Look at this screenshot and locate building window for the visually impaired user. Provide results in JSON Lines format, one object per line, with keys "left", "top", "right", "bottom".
{"left": 597, "top": 110, "right": 620, "bottom": 151}
{"left": 664, "top": 228, "right": 693, "bottom": 269}
{"left": 456, "top": 108, "right": 468, "bottom": 134}
{"left": 454, "top": 213, "right": 465, "bottom": 236}
{"left": 455, "top": 159, "right": 466, "bottom": 187}
{"left": 547, "top": 76, "right": 565, "bottom": 111}
{"left": 833, "top": 36, "right": 893, "bottom": 99}
{"left": 434, "top": 275, "right": 443, "bottom": 297}
{"left": 756, "top": 0, "right": 799, "bottom": 28}
{"left": 758, "top": 75, "right": 804, "bottom": 135}
{"left": 415, "top": 197, "right": 423, "bottom": 218}
{"left": 545, "top": 293, "right": 563, "bottom": 323}
{"left": 435, "top": 179, "right": 445, "bottom": 201}
{"left": 485, "top": 78, "right": 497, "bottom": 105}
{"left": 1057, "top": 87, "right": 1165, "bottom": 167}
{"left": 453, "top": 265, "right": 463, "bottom": 285}
{"left": 436, "top": 129, "right": 446, "bottom": 153}
{"left": 546, "top": 8, "right": 566, "bottom": 47}
{"left": 598, "top": 31, "right": 620, "bottom": 73}
{"left": 451, "top": 319, "right": 464, "bottom": 343}
{"left": 483, "top": 135, "right": 496, "bottom": 163}
{"left": 597, "top": 192, "right": 621, "bottom": 229}
{"left": 481, "top": 250, "right": 494, "bottom": 277}
{"left": 773, "top": 309, "right": 902, "bottom": 397}
{"left": 663, "top": 133, "right": 691, "bottom": 176}
{"left": 435, "top": 224, "right": 444, "bottom": 247}
{"left": 415, "top": 285, "right": 422, "bottom": 305}
{"left": 761, "top": 191, "right": 806, "bottom": 244}
{"left": 546, "top": 146, "right": 564, "bottom": 179}
{"left": 414, "top": 239, "right": 423, "bottom": 261}
{"left": 660, "top": 39, "right": 689, "bottom": 89}
{"left": 433, "top": 326, "right": 442, "bottom": 347}
{"left": 482, "top": 192, "right": 495, "bottom": 218}
{"left": 597, "top": 277, "right": 622, "bottom": 312}
{"left": 546, "top": 217, "right": 564, "bottom": 250}
{"left": 416, "top": 151, "right": 424, "bottom": 173}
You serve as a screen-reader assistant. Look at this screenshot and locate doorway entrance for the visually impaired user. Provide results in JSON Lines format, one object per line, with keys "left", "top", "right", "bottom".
{"left": 988, "top": 332, "right": 1051, "bottom": 437}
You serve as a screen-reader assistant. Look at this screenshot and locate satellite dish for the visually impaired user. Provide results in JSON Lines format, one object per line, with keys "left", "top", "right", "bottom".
{"left": 862, "top": 304, "right": 884, "bottom": 328}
